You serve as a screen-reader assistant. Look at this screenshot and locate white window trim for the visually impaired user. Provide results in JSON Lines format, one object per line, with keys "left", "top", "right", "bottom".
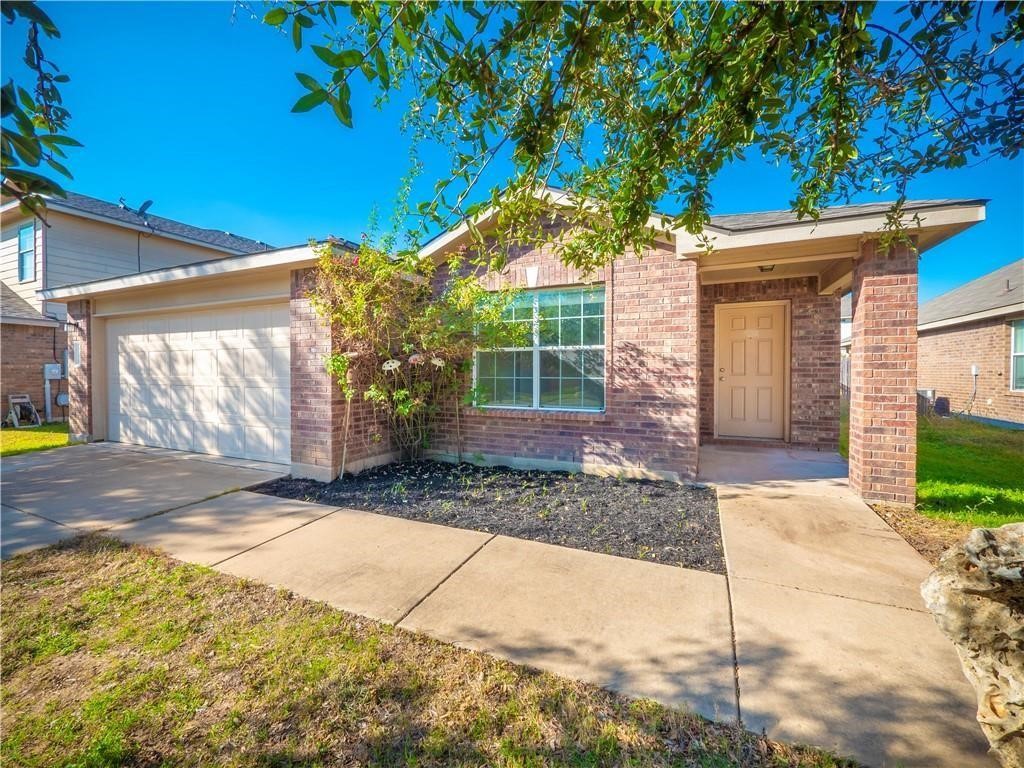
{"left": 473, "top": 287, "right": 606, "bottom": 413}
{"left": 1012, "top": 319, "right": 1024, "bottom": 392}
{"left": 17, "top": 222, "right": 35, "bottom": 283}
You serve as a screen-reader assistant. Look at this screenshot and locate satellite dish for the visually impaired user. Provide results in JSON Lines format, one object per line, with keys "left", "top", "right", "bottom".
{"left": 137, "top": 200, "right": 153, "bottom": 217}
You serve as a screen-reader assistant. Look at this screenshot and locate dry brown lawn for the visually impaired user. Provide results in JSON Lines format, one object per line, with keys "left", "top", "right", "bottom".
{"left": 0, "top": 536, "right": 858, "bottom": 767}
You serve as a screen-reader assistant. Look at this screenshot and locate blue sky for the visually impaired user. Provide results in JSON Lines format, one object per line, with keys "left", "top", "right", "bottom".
{"left": 4, "top": 1, "right": 1022, "bottom": 302}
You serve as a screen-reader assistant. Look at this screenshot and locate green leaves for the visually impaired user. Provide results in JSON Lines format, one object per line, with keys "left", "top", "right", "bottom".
{"left": 291, "top": 90, "right": 327, "bottom": 113}
{"left": 271, "top": 0, "right": 1021, "bottom": 267}
{"left": 2, "top": 2, "right": 80, "bottom": 218}
{"left": 263, "top": 7, "right": 287, "bottom": 26}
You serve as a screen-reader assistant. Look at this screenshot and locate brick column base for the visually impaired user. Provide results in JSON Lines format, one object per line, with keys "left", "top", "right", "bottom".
{"left": 848, "top": 241, "right": 918, "bottom": 506}
{"left": 66, "top": 299, "right": 93, "bottom": 442}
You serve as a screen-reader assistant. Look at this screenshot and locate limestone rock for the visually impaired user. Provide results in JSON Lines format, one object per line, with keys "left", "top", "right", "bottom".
{"left": 921, "top": 523, "right": 1024, "bottom": 768}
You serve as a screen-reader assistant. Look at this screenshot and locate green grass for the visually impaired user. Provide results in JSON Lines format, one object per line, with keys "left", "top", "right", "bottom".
{"left": 839, "top": 403, "right": 1024, "bottom": 527}
{"left": 0, "top": 422, "right": 72, "bottom": 457}
{"left": 916, "top": 416, "right": 1024, "bottom": 527}
{"left": 1, "top": 537, "right": 856, "bottom": 768}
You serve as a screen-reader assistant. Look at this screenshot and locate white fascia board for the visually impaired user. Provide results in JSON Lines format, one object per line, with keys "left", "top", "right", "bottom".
{"left": 918, "top": 302, "right": 1024, "bottom": 332}
{"left": 677, "top": 203, "right": 986, "bottom": 256}
{"left": 0, "top": 198, "right": 249, "bottom": 254}
{"left": 40, "top": 244, "right": 318, "bottom": 302}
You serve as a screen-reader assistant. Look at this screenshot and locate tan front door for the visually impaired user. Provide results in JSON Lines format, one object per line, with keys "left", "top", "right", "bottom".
{"left": 715, "top": 302, "right": 787, "bottom": 440}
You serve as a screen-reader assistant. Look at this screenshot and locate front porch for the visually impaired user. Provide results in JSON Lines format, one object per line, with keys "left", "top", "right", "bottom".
{"left": 688, "top": 201, "right": 985, "bottom": 506}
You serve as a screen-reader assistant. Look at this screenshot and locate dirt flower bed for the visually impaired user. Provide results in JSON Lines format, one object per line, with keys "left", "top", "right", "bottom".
{"left": 255, "top": 460, "right": 725, "bottom": 574}
{"left": 872, "top": 504, "right": 973, "bottom": 566}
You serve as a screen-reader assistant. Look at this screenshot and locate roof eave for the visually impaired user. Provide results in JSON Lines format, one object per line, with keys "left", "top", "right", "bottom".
{"left": 918, "top": 302, "right": 1024, "bottom": 332}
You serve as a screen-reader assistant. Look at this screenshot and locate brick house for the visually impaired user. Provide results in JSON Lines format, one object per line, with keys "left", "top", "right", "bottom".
{"left": 0, "top": 191, "right": 271, "bottom": 422}
{"left": 41, "top": 190, "right": 986, "bottom": 506}
{"left": 917, "top": 259, "right": 1024, "bottom": 427}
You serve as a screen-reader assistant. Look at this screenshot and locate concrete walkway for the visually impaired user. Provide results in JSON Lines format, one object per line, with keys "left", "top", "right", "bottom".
{"left": 112, "top": 490, "right": 738, "bottom": 723}
{"left": 700, "top": 444, "right": 990, "bottom": 768}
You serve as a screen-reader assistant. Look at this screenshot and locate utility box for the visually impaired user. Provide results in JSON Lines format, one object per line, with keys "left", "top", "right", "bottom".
{"left": 43, "top": 363, "right": 63, "bottom": 380}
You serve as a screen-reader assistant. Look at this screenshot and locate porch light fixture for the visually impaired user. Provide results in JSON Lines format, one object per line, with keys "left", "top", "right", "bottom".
{"left": 758, "top": 264, "right": 776, "bottom": 273}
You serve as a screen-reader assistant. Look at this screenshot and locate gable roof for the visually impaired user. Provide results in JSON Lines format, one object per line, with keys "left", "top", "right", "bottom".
{"left": 706, "top": 199, "right": 986, "bottom": 234}
{"left": 919, "top": 259, "right": 1023, "bottom": 327}
{"left": 1, "top": 281, "right": 58, "bottom": 326}
{"left": 2, "top": 191, "right": 274, "bottom": 254}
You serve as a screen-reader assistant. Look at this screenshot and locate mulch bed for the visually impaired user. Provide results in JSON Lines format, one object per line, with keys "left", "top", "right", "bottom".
{"left": 253, "top": 460, "right": 725, "bottom": 574}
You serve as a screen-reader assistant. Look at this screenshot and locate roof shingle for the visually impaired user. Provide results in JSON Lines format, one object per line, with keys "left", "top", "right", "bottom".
{"left": 707, "top": 199, "right": 986, "bottom": 233}
{"left": 49, "top": 191, "right": 273, "bottom": 253}
{"left": 919, "top": 259, "right": 1023, "bottom": 326}
{"left": 1, "top": 281, "right": 57, "bottom": 324}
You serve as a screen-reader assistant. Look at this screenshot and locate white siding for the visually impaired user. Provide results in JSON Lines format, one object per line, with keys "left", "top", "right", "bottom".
{"left": 0, "top": 215, "right": 42, "bottom": 315}
{"left": 44, "top": 212, "right": 233, "bottom": 291}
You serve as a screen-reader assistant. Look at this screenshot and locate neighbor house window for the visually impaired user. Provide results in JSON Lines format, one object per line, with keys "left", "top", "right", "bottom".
{"left": 475, "top": 286, "right": 605, "bottom": 410}
{"left": 17, "top": 223, "right": 34, "bottom": 282}
{"left": 1012, "top": 319, "right": 1024, "bottom": 391}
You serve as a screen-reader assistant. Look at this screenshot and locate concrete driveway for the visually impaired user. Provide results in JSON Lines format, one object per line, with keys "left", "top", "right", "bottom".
{"left": 1, "top": 442, "right": 286, "bottom": 558}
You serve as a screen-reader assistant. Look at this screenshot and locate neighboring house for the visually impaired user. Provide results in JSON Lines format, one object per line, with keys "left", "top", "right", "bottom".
{"left": 42, "top": 190, "right": 986, "bottom": 507}
{"left": 917, "top": 259, "right": 1024, "bottom": 427}
{"left": 0, "top": 191, "right": 271, "bottom": 418}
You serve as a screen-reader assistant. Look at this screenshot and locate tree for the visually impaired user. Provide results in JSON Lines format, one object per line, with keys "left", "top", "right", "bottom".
{"left": 309, "top": 234, "right": 519, "bottom": 467}
{"left": 1, "top": 1, "right": 81, "bottom": 219}
{"left": 268, "top": 1, "right": 1023, "bottom": 272}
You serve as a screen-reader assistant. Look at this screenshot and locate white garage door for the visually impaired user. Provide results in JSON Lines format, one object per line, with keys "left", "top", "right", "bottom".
{"left": 107, "top": 304, "right": 290, "bottom": 464}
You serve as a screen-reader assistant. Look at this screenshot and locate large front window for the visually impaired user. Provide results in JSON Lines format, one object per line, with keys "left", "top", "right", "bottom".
{"left": 1012, "top": 319, "right": 1024, "bottom": 391}
{"left": 475, "top": 286, "right": 606, "bottom": 410}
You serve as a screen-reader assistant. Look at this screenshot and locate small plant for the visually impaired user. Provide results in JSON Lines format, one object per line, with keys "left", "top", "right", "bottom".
{"left": 580, "top": 498, "right": 588, "bottom": 513}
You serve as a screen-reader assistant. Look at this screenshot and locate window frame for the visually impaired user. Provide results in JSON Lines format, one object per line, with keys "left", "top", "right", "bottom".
{"left": 1012, "top": 319, "right": 1024, "bottom": 392}
{"left": 17, "top": 222, "right": 35, "bottom": 283}
{"left": 474, "top": 285, "right": 606, "bottom": 412}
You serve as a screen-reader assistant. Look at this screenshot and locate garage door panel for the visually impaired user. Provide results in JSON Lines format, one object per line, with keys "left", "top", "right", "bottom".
{"left": 243, "top": 347, "right": 272, "bottom": 379}
{"left": 270, "top": 346, "right": 289, "bottom": 378}
{"left": 108, "top": 305, "right": 290, "bottom": 464}
{"left": 193, "top": 349, "right": 216, "bottom": 379}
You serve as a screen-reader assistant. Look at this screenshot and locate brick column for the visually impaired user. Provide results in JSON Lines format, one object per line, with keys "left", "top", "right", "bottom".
{"left": 66, "top": 299, "right": 93, "bottom": 441}
{"left": 848, "top": 241, "right": 918, "bottom": 506}
{"left": 289, "top": 269, "right": 343, "bottom": 481}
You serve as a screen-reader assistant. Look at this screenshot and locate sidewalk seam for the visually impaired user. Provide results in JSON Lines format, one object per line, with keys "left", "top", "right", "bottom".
{"left": 731, "top": 574, "right": 928, "bottom": 613}
{"left": 714, "top": 488, "right": 743, "bottom": 725}
{"left": 394, "top": 533, "right": 497, "bottom": 627}
{"left": 1, "top": 503, "right": 78, "bottom": 530}
{"left": 209, "top": 506, "right": 344, "bottom": 567}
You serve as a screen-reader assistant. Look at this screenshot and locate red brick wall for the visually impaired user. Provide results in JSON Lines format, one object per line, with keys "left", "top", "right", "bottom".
{"left": 66, "top": 300, "right": 92, "bottom": 439}
{"left": 848, "top": 242, "right": 918, "bottom": 506}
{"left": 428, "top": 236, "right": 702, "bottom": 481}
{"left": 289, "top": 269, "right": 392, "bottom": 480}
{"left": 918, "top": 314, "right": 1024, "bottom": 425}
{"left": 1, "top": 322, "right": 67, "bottom": 421}
{"left": 699, "top": 278, "right": 840, "bottom": 447}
